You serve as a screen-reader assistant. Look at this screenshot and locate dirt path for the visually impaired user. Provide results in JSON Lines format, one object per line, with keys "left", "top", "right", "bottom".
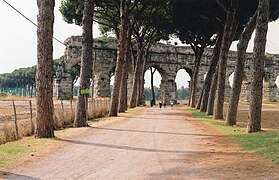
{"left": 3, "top": 106, "right": 279, "bottom": 179}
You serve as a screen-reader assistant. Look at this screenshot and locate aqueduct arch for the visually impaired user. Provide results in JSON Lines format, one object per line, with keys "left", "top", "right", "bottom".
{"left": 54, "top": 36, "right": 279, "bottom": 103}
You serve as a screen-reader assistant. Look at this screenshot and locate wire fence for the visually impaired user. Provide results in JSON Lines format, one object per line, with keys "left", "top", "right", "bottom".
{"left": 0, "top": 98, "right": 111, "bottom": 145}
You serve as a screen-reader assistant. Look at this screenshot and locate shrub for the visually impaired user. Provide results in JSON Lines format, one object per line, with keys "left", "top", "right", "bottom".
{"left": 0, "top": 92, "right": 9, "bottom": 97}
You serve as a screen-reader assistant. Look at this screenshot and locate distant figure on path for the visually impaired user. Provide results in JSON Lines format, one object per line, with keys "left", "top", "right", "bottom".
{"left": 150, "top": 99, "right": 153, "bottom": 107}
{"left": 159, "top": 101, "right": 162, "bottom": 108}
{"left": 170, "top": 100, "right": 174, "bottom": 109}
{"left": 163, "top": 101, "right": 167, "bottom": 108}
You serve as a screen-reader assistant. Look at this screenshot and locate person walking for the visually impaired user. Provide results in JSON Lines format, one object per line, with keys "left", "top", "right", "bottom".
{"left": 159, "top": 101, "right": 162, "bottom": 108}
{"left": 170, "top": 100, "right": 174, "bottom": 109}
{"left": 163, "top": 100, "right": 167, "bottom": 108}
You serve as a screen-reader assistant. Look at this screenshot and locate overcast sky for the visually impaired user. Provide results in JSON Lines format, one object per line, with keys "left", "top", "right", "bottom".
{"left": 0, "top": 0, "right": 100, "bottom": 74}
{"left": 1, "top": 1, "right": 279, "bottom": 88}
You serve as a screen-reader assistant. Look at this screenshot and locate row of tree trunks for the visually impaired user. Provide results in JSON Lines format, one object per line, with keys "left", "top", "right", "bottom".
{"left": 214, "top": 0, "right": 238, "bottom": 120}
{"left": 194, "top": 0, "right": 268, "bottom": 134}
{"left": 196, "top": 87, "right": 204, "bottom": 109}
{"left": 247, "top": 0, "right": 269, "bottom": 133}
{"left": 35, "top": 0, "right": 55, "bottom": 138}
{"left": 189, "top": 48, "right": 204, "bottom": 108}
{"left": 138, "top": 40, "right": 155, "bottom": 106}
{"left": 129, "top": 45, "right": 144, "bottom": 108}
{"left": 136, "top": 58, "right": 146, "bottom": 106}
{"left": 109, "top": 0, "right": 130, "bottom": 116}
{"left": 207, "top": 66, "right": 219, "bottom": 116}
{"left": 199, "top": 33, "right": 222, "bottom": 112}
{"left": 73, "top": 0, "right": 94, "bottom": 126}
{"left": 118, "top": 28, "right": 132, "bottom": 113}
{"left": 225, "top": 11, "right": 257, "bottom": 126}
{"left": 35, "top": 0, "right": 270, "bottom": 137}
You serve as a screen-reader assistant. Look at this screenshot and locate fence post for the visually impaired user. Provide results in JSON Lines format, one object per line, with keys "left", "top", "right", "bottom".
{"left": 61, "top": 100, "right": 64, "bottom": 122}
{"left": 29, "top": 100, "right": 34, "bottom": 133}
{"left": 90, "top": 99, "right": 94, "bottom": 117}
{"left": 84, "top": 95, "right": 88, "bottom": 122}
{"left": 101, "top": 99, "right": 103, "bottom": 109}
{"left": 93, "top": 98, "right": 96, "bottom": 110}
{"left": 12, "top": 101, "right": 19, "bottom": 139}
{"left": 70, "top": 99, "right": 74, "bottom": 121}
{"left": 88, "top": 98, "right": 92, "bottom": 115}
{"left": 106, "top": 98, "right": 109, "bottom": 110}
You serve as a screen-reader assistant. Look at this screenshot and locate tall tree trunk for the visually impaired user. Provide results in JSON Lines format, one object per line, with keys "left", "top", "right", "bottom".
{"left": 118, "top": 58, "right": 128, "bottom": 113}
{"left": 91, "top": 50, "right": 96, "bottom": 101}
{"left": 226, "top": 11, "right": 257, "bottom": 126}
{"left": 109, "top": 0, "right": 130, "bottom": 116}
{"left": 119, "top": 27, "right": 132, "bottom": 113}
{"left": 136, "top": 57, "right": 147, "bottom": 106}
{"left": 118, "top": 60, "right": 128, "bottom": 113}
{"left": 207, "top": 68, "right": 218, "bottom": 116}
{"left": 150, "top": 67, "right": 156, "bottom": 105}
{"left": 136, "top": 69, "right": 143, "bottom": 106}
{"left": 248, "top": 0, "right": 269, "bottom": 133}
{"left": 199, "top": 33, "right": 222, "bottom": 112}
{"left": 74, "top": 0, "right": 94, "bottom": 126}
{"left": 188, "top": 81, "right": 191, "bottom": 106}
{"left": 196, "top": 88, "right": 203, "bottom": 109}
{"left": 35, "top": 0, "right": 55, "bottom": 138}
{"left": 137, "top": 41, "right": 153, "bottom": 106}
{"left": 214, "top": 1, "right": 237, "bottom": 119}
{"left": 188, "top": 79, "right": 192, "bottom": 106}
{"left": 190, "top": 48, "right": 204, "bottom": 108}
{"left": 129, "top": 46, "right": 144, "bottom": 108}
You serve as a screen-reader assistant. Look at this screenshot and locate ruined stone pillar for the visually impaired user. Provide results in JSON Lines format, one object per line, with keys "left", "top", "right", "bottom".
{"left": 92, "top": 47, "right": 116, "bottom": 98}
{"left": 93, "top": 71, "right": 111, "bottom": 98}
{"left": 160, "top": 76, "right": 176, "bottom": 103}
{"left": 263, "top": 77, "right": 277, "bottom": 102}
{"left": 55, "top": 72, "right": 73, "bottom": 100}
{"left": 240, "top": 81, "right": 251, "bottom": 102}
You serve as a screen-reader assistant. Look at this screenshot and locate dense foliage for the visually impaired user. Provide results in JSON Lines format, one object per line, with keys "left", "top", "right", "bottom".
{"left": 0, "top": 66, "right": 36, "bottom": 97}
{"left": 0, "top": 59, "right": 80, "bottom": 97}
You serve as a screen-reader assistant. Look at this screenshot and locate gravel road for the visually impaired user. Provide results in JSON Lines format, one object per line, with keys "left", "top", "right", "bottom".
{"left": 5, "top": 106, "right": 279, "bottom": 179}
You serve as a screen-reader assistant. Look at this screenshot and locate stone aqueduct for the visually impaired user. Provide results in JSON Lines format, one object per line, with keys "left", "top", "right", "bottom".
{"left": 54, "top": 36, "right": 279, "bottom": 103}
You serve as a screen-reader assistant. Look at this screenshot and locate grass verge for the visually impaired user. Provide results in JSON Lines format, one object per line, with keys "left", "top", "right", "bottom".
{"left": 0, "top": 137, "right": 60, "bottom": 168}
{"left": 188, "top": 108, "right": 279, "bottom": 164}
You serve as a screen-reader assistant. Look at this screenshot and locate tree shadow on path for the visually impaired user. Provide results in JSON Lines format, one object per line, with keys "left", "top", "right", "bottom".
{"left": 1, "top": 171, "right": 40, "bottom": 180}
{"left": 89, "top": 126, "right": 224, "bottom": 138}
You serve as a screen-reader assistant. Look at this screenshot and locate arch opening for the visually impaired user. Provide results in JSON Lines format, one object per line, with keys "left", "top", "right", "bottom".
{"left": 228, "top": 72, "right": 235, "bottom": 88}
{"left": 175, "top": 68, "right": 191, "bottom": 104}
{"left": 275, "top": 75, "right": 279, "bottom": 88}
{"left": 144, "top": 67, "right": 162, "bottom": 105}
{"left": 275, "top": 75, "right": 279, "bottom": 100}
{"left": 110, "top": 75, "right": 115, "bottom": 95}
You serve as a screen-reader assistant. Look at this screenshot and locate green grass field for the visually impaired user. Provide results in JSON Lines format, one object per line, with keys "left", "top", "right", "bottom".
{"left": 189, "top": 108, "right": 279, "bottom": 164}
